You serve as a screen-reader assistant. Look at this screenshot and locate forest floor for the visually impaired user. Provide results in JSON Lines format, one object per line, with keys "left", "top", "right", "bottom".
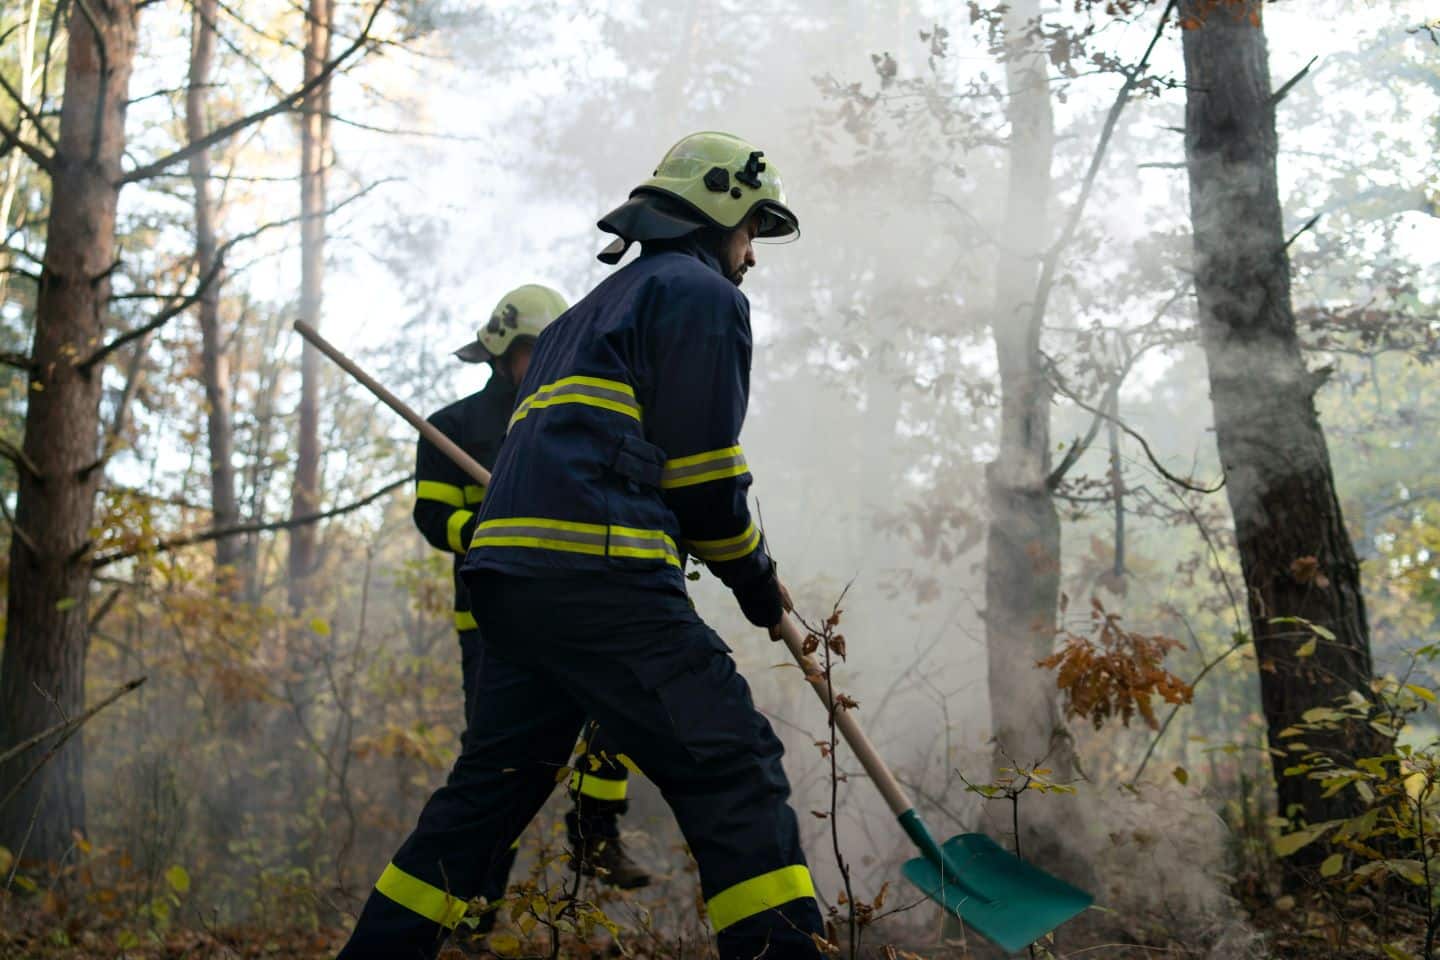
{"left": 0, "top": 882, "right": 1433, "bottom": 960}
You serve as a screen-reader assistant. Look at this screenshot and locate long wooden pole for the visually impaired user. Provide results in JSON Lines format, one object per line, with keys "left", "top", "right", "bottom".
{"left": 295, "top": 320, "right": 913, "bottom": 817}
{"left": 293, "top": 320, "right": 491, "bottom": 486}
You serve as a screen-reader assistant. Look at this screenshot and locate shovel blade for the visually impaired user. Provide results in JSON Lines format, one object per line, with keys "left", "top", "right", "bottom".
{"left": 902, "top": 833, "right": 1092, "bottom": 955}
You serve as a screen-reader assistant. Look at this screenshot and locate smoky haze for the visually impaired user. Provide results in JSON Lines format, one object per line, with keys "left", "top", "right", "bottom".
{"left": 27, "top": 0, "right": 1437, "bottom": 954}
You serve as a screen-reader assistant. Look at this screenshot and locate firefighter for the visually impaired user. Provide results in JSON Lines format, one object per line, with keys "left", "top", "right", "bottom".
{"left": 339, "top": 132, "right": 821, "bottom": 960}
{"left": 412, "top": 284, "right": 652, "bottom": 916}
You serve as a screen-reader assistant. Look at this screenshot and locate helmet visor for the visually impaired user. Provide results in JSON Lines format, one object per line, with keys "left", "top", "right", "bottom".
{"left": 753, "top": 200, "right": 800, "bottom": 244}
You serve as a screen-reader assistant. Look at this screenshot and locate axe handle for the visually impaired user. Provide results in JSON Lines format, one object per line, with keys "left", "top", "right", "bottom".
{"left": 294, "top": 320, "right": 492, "bottom": 487}
{"left": 776, "top": 613, "right": 912, "bottom": 817}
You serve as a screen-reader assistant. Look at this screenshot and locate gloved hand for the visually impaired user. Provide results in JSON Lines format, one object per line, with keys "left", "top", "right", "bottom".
{"left": 733, "top": 560, "right": 789, "bottom": 635}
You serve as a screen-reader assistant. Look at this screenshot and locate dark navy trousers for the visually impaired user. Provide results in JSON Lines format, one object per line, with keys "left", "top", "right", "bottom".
{"left": 337, "top": 575, "right": 821, "bottom": 960}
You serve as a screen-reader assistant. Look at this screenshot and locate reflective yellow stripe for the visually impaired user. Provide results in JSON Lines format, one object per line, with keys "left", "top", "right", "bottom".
{"left": 687, "top": 523, "right": 761, "bottom": 563}
{"left": 569, "top": 770, "right": 628, "bottom": 801}
{"left": 510, "top": 837, "right": 521, "bottom": 851}
{"left": 447, "top": 509, "right": 475, "bottom": 553}
{"left": 417, "top": 480, "right": 465, "bottom": 508}
{"left": 662, "top": 446, "right": 749, "bottom": 489}
{"left": 464, "top": 484, "right": 486, "bottom": 505}
{"left": 510, "top": 376, "right": 641, "bottom": 430}
{"left": 617, "top": 753, "right": 641, "bottom": 775}
{"left": 454, "top": 609, "right": 478, "bottom": 631}
{"left": 706, "top": 865, "right": 816, "bottom": 933}
{"left": 471, "top": 517, "right": 680, "bottom": 568}
{"left": 374, "top": 862, "right": 468, "bottom": 929}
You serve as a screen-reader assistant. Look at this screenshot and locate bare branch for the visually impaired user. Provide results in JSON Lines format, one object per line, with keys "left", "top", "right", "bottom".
{"left": 1267, "top": 55, "right": 1318, "bottom": 108}
{"left": 83, "top": 178, "right": 396, "bottom": 370}
{"left": 0, "top": 113, "right": 54, "bottom": 173}
{"left": 1, "top": 350, "right": 34, "bottom": 370}
{"left": 0, "top": 50, "right": 59, "bottom": 152}
{"left": 119, "top": 0, "right": 389, "bottom": 184}
{"left": 0, "top": 435, "right": 40, "bottom": 479}
{"left": 1047, "top": 361, "right": 1224, "bottom": 495}
{"left": 0, "top": 678, "right": 147, "bottom": 814}
{"left": 1028, "top": 0, "right": 1177, "bottom": 335}
{"left": 92, "top": 473, "right": 412, "bottom": 569}
{"left": 1047, "top": 378, "right": 1119, "bottom": 489}
{"left": 1285, "top": 212, "right": 1321, "bottom": 249}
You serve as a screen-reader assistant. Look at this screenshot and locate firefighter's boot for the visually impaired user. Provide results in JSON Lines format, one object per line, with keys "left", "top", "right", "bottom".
{"left": 566, "top": 807, "right": 651, "bottom": 889}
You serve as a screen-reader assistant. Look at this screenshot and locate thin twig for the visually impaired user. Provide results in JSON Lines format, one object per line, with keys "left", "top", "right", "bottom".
{"left": 0, "top": 677, "right": 147, "bottom": 810}
{"left": 119, "top": 0, "right": 390, "bottom": 183}
{"left": 92, "top": 473, "right": 411, "bottom": 568}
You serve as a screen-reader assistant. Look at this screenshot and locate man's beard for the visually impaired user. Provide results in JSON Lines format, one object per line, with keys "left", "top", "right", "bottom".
{"left": 729, "top": 265, "right": 747, "bottom": 287}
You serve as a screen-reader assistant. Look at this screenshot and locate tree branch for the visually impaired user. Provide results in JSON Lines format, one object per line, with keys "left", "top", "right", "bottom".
{"left": 118, "top": 0, "right": 389, "bottom": 184}
{"left": 82, "top": 178, "right": 396, "bottom": 371}
{"left": 1267, "top": 55, "right": 1318, "bottom": 108}
{"left": 1027, "top": 0, "right": 1176, "bottom": 336}
{"left": 0, "top": 52, "right": 58, "bottom": 153}
{"left": 0, "top": 435, "right": 40, "bottom": 479}
{"left": 1, "top": 350, "right": 34, "bottom": 371}
{"left": 92, "top": 473, "right": 412, "bottom": 569}
{"left": 1045, "top": 358, "right": 1224, "bottom": 495}
{"left": 0, "top": 112, "right": 53, "bottom": 173}
{"left": 0, "top": 678, "right": 147, "bottom": 816}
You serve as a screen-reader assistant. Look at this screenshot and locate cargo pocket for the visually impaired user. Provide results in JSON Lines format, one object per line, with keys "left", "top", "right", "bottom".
{"left": 609, "top": 433, "right": 665, "bottom": 492}
{"left": 629, "top": 627, "right": 762, "bottom": 769}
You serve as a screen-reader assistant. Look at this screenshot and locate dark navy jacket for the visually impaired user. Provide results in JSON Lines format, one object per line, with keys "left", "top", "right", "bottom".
{"left": 413, "top": 374, "right": 516, "bottom": 631}
{"left": 461, "top": 240, "right": 769, "bottom": 594}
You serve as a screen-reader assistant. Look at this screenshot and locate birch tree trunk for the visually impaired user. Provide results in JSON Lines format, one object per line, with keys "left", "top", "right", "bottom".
{"left": 1181, "top": 0, "right": 1385, "bottom": 847}
{"left": 0, "top": 3, "right": 139, "bottom": 861}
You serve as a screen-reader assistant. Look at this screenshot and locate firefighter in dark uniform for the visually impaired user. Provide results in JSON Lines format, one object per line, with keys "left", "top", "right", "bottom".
{"left": 339, "top": 132, "right": 822, "bottom": 960}
{"left": 412, "top": 284, "right": 651, "bottom": 920}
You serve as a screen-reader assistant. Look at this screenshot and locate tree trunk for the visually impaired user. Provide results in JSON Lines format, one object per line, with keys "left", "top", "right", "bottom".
{"left": 288, "top": 0, "right": 332, "bottom": 612}
{"left": 0, "top": 3, "right": 138, "bottom": 861}
{"left": 985, "top": 0, "right": 1072, "bottom": 781}
{"left": 1181, "top": 0, "right": 1384, "bottom": 843}
{"left": 187, "top": 0, "right": 242, "bottom": 590}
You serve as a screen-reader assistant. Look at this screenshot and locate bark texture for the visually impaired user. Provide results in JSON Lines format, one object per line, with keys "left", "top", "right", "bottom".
{"left": 1182, "top": 0, "right": 1384, "bottom": 839}
{"left": 187, "top": 0, "right": 242, "bottom": 587}
{"left": 0, "top": 3, "right": 138, "bottom": 860}
{"left": 288, "top": 0, "right": 333, "bottom": 612}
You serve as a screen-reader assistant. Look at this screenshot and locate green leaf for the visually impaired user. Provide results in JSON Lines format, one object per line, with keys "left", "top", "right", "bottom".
{"left": 1320, "top": 853, "right": 1344, "bottom": 877}
{"left": 1172, "top": 766, "right": 1189, "bottom": 786}
{"left": 55, "top": 597, "right": 77, "bottom": 612}
{"left": 165, "top": 865, "right": 190, "bottom": 894}
{"left": 1297, "top": 637, "right": 1317, "bottom": 658}
{"left": 117, "top": 930, "right": 140, "bottom": 949}
{"left": 1274, "top": 822, "right": 1337, "bottom": 857}
{"left": 309, "top": 618, "right": 331, "bottom": 636}
{"left": 1404, "top": 684, "right": 1437, "bottom": 703}
{"left": 1311, "top": 624, "right": 1336, "bottom": 641}
{"left": 1382, "top": 945, "right": 1417, "bottom": 960}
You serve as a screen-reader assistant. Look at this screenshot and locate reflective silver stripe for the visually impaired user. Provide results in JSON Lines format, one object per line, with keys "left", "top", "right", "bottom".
{"left": 687, "top": 523, "right": 761, "bottom": 563}
{"left": 471, "top": 517, "right": 680, "bottom": 568}
{"left": 509, "top": 376, "right": 641, "bottom": 429}
{"left": 662, "top": 446, "right": 749, "bottom": 489}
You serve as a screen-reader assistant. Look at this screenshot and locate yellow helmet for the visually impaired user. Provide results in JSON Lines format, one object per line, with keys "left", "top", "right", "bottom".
{"left": 454, "top": 284, "right": 568, "bottom": 363}
{"left": 597, "top": 131, "right": 799, "bottom": 264}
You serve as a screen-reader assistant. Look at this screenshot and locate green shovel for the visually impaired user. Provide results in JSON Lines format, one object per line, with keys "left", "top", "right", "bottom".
{"left": 774, "top": 614, "right": 1093, "bottom": 954}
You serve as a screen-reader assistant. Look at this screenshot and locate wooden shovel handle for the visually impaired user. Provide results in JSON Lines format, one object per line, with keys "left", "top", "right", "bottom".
{"left": 775, "top": 613, "right": 913, "bottom": 817}
{"left": 293, "top": 320, "right": 492, "bottom": 487}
